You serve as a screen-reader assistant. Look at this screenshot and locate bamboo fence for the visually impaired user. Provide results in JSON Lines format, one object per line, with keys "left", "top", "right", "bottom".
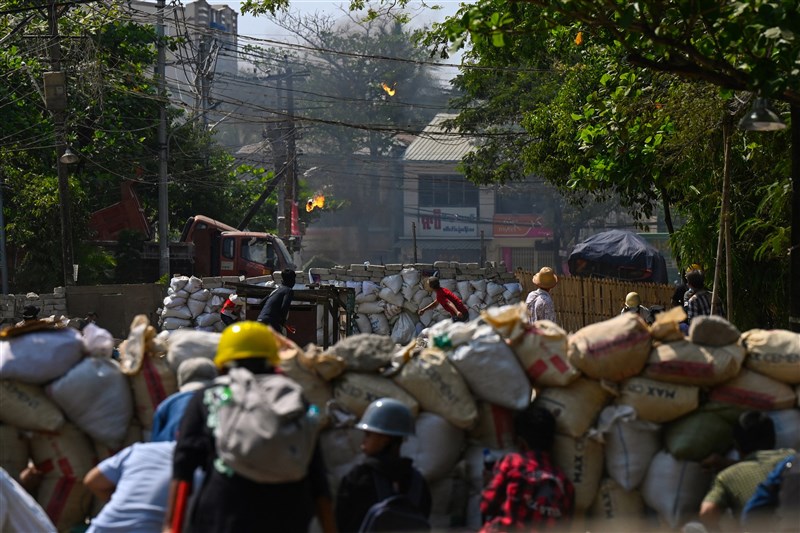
{"left": 514, "top": 270, "right": 676, "bottom": 333}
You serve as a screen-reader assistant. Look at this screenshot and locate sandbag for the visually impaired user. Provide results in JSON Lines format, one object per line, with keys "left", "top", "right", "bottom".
{"left": 589, "top": 478, "right": 646, "bottom": 532}
{"left": 92, "top": 420, "right": 144, "bottom": 463}
{"left": 401, "top": 268, "right": 420, "bottom": 286}
{"left": 596, "top": 405, "right": 660, "bottom": 491}
{"left": 615, "top": 376, "right": 699, "bottom": 423}
{"left": 428, "top": 476, "right": 457, "bottom": 531}
{"left": 31, "top": 423, "right": 95, "bottom": 532}
{"left": 162, "top": 306, "right": 192, "bottom": 320}
{"left": 298, "top": 344, "right": 346, "bottom": 381}
{"left": 378, "top": 287, "right": 405, "bottom": 307}
{"left": 165, "top": 329, "right": 220, "bottom": 372}
{"left": 0, "top": 425, "right": 30, "bottom": 483}
{"left": 567, "top": 313, "right": 652, "bottom": 382}
{"left": 393, "top": 348, "right": 477, "bottom": 429}
{"left": 325, "top": 334, "right": 396, "bottom": 373}
{"left": 741, "top": 329, "right": 800, "bottom": 384}
{"left": 401, "top": 412, "right": 465, "bottom": 483}
{"left": 320, "top": 427, "right": 364, "bottom": 500}
{"left": 648, "top": 306, "right": 686, "bottom": 342}
{"left": 480, "top": 303, "right": 527, "bottom": 339}
{"left": 189, "top": 288, "right": 211, "bottom": 301}
{"left": 664, "top": 402, "right": 741, "bottom": 461}
{"left": 0, "top": 328, "right": 84, "bottom": 384}
{"left": 355, "top": 313, "right": 372, "bottom": 335}
{"left": 195, "top": 313, "right": 221, "bottom": 328}
{"left": 356, "top": 300, "right": 386, "bottom": 315}
{"left": 449, "top": 325, "right": 531, "bottom": 410}
{"left": 767, "top": 409, "right": 800, "bottom": 450}
{"left": 355, "top": 292, "right": 378, "bottom": 304}
{"left": 510, "top": 320, "right": 579, "bottom": 387}
{"left": 161, "top": 317, "right": 192, "bottom": 330}
{"left": 391, "top": 313, "right": 417, "bottom": 345}
{"left": 184, "top": 276, "right": 203, "bottom": 293}
{"left": 688, "top": 315, "right": 741, "bottom": 346}
{"left": 278, "top": 344, "right": 333, "bottom": 427}
{"left": 641, "top": 451, "right": 712, "bottom": 529}
{"left": 129, "top": 354, "right": 178, "bottom": 429}
{"left": 162, "top": 295, "right": 186, "bottom": 308}
{"left": 427, "top": 320, "right": 482, "bottom": 350}
{"left": 169, "top": 275, "right": 189, "bottom": 292}
{"left": 709, "top": 368, "right": 796, "bottom": 411}
{"left": 467, "top": 402, "right": 517, "bottom": 450}
{"left": 47, "top": 357, "right": 133, "bottom": 447}
{"left": 0, "top": 380, "right": 64, "bottom": 432}
{"left": 333, "top": 372, "right": 419, "bottom": 419}
{"left": 186, "top": 298, "right": 206, "bottom": 318}
{"left": 552, "top": 433, "right": 604, "bottom": 513}
{"left": 368, "top": 314, "right": 390, "bottom": 336}
{"left": 534, "top": 378, "right": 612, "bottom": 438}
{"left": 644, "top": 340, "right": 745, "bottom": 386}
{"left": 382, "top": 274, "right": 403, "bottom": 294}
{"left": 81, "top": 323, "right": 114, "bottom": 359}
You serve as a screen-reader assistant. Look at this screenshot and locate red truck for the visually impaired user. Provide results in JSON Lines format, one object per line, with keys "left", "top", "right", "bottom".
{"left": 89, "top": 181, "right": 295, "bottom": 280}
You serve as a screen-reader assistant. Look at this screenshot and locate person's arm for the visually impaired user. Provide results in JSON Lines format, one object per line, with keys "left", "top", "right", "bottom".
{"left": 83, "top": 467, "right": 116, "bottom": 502}
{"left": 418, "top": 299, "right": 439, "bottom": 315}
{"left": 480, "top": 456, "right": 510, "bottom": 521}
{"left": 699, "top": 501, "right": 722, "bottom": 531}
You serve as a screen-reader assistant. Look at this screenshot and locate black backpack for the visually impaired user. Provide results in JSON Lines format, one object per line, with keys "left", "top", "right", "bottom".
{"left": 358, "top": 468, "right": 430, "bottom": 533}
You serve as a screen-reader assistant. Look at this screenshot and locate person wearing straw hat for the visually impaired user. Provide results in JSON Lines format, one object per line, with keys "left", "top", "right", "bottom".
{"left": 526, "top": 267, "right": 558, "bottom": 324}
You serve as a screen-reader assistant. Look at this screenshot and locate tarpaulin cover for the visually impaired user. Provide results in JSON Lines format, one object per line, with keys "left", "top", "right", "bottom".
{"left": 568, "top": 230, "right": 668, "bottom": 284}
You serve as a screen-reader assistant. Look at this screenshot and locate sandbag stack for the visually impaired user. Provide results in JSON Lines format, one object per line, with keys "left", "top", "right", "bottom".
{"left": 159, "top": 275, "right": 232, "bottom": 332}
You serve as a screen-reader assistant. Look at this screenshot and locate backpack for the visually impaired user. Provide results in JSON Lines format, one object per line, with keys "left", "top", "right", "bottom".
{"left": 211, "top": 367, "right": 320, "bottom": 483}
{"left": 741, "top": 452, "right": 799, "bottom": 528}
{"left": 358, "top": 468, "right": 430, "bottom": 533}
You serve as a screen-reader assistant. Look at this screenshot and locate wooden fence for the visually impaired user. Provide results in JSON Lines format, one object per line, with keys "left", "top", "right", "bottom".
{"left": 514, "top": 271, "right": 676, "bottom": 332}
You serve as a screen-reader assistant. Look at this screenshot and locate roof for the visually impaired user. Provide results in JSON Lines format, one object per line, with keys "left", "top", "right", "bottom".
{"left": 403, "top": 113, "right": 476, "bottom": 162}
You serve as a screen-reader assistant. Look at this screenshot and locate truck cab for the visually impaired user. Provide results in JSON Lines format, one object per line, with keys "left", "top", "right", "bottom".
{"left": 180, "top": 215, "right": 296, "bottom": 277}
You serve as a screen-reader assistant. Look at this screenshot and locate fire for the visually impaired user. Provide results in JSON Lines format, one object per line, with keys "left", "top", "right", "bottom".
{"left": 381, "top": 82, "right": 396, "bottom": 96}
{"left": 574, "top": 32, "right": 583, "bottom": 45}
{"left": 306, "top": 194, "right": 325, "bottom": 212}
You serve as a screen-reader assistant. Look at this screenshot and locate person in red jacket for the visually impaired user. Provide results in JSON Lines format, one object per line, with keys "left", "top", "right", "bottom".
{"left": 418, "top": 277, "right": 469, "bottom": 322}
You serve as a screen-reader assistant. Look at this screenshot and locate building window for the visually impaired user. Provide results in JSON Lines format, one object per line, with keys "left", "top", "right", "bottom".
{"left": 418, "top": 174, "right": 478, "bottom": 207}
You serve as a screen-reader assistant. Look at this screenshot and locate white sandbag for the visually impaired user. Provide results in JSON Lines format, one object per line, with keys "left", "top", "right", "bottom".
{"left": 401, "top": 299, "right": 420, "bottom": 314}
{"left": 401, "top": 268, "right": 420, "bottom": 286}
{"left": 163, "top": 295, "right": 186, "bottom": 308}
{"left": 470, "top": 279, "right": 487, "bottom": 293}
{"left": 615, "top": 376, "right": 699, "bottom": 423}
{"left": 486, "top": 282, "right": 505, "bottom": 298}
{"left": 393, "top": 347, "right": 478, "bottom": 429}
{"left": 741, "top": 329, "right": 800, "bottom": 384}
{"left": 391, "top": 313, "right": 417, "bottom": 345}
{"left": 186, "top": 298, "right": 206, "bottom": 318}
{"left": 534, "top": 378, "right": 613, "bottom": 438}
{"left": 481, "top": 303, "right": 527, "bottom": 340}
{"left": 427, "top": 320, "right": 481, "bottom": 350}
{"left": 169, "top": 275, "right": 189, "bottom": 292}
{"left": 644, "top": 340, "right": 746, "bottom": 386}
{"left": 568, "top": 313, "right": 652, "bottom": 382}
{"left": 47, "top": 357, "right": 133, "bottom": 447}
{"left": 184, "top": 275, "right": 203, "bottom": 293}
{"left": 450, "top": 325, "right": 531, "bottom": 410}
{"left": 31, "top": 423, "right": 95, "bottom": 531}
{"left": 382, "top": 274, "right": 403, "bottom": 294}
{"left": 278, "top": 339, "right": 333, "bottom": 427}
{"left": 345, "top": 280, "right": 362, "bottom": 295}
{"left": 709, "top": 368, "right": 796, "bottom": 410}
{"left": 501, "top": 290, "right": 516, "bottom": 303}
{"left": 688, "top": 315, "right": 741, "bottom": 346}
{"left": 189, "top": 288, "right": 211, "bottom": 301}
{"left": 413, "top": 288, "right": 429, "bottom": 304}
{"left": 0, "top": 425, "right": 30, "bottom": 483}
{"left": 384, "top": 303, "right": 402, "bottom": 319}
{"left": 0, "top": 328, "right": 84, "bottom": 385}
{"left": 466, "top": 293, "right": 484, "bottom": 309}
{"left": 81, "top": 323, "right": 114, "bottom": 358}
{"left": 353, "top": 313, "right": 372, "bottom": 335}
{"left": 333, "top": 372, "right": 419, "bottom": 418}
{"left": 596, "top": 405, "right": 661, "bottom": 491}
{"left": 368, "top": 314, "right": 390, "bottom": 336}
{"left": 401, "top": 283, "right": 419, "bottom": 302}
{"left": 428, "top": 476, "right": 458, "bottom": 531}
{"left": 401, "top": 412, "right": 465, "bottom": 483}
{"left": 589, "top": 478, "right": 646, "bottom": 531}
{"left": 767, "top": 409, "right": 800, "bottom": 449}
{"left": 326, "top": 334, "right": 396, "bottom": 373}
{"left": 641, "top": 451, "right": 712, "bottom": 529}
{"left": 362, "top": 280, "right": 380, "bottom": 296}
{"left": 162, "top": 306, "right": 192, "bottom": 320}
{"left": 355, "top": 291, "right": 379, "bottom": 304}
{"left": 195, "top": 312, "right": 221, "bottom": 328}
{"left": 511, "top": 320, "right": 580, "bottom": 387}
{"left": 161, "top": 317, "right": 191, "bottom": 330}
{"left": 129, "top": 355, "right": 178, "bottom": 429}
{"left": 440, "top": 279, "right": 457, "bottom": 292}
{"left": 553, "top": 433, "right": 604, "bottom": 513}
{"left": 503, "top": 282, "right": 522, "bottom": 296}
{"left": 456, "top": 281, "right": 473, "bottom": 300}
{"left": 378, "top": 287, "right": 405, "bottom": 307}
{"left": 468, "top": 402, "right": 517, "bottom": 450}
{"left": 0, "top": 380, "right": 64, "bottom": 432}
{"left": 92, "top": 421, "right": 144, "bottom": 463}
{"left": 165, "top": 329, "right": 220, "bottom": 372}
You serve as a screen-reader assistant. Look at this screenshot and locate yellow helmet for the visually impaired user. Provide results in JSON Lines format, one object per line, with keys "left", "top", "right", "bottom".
{"left": 685, "top": 263, "right": 702, "bottom": 274}
{"left": 625, "top": 292, "right": 641, "bottom": 307}
{"left": 214, "top": 321, "right": 278, "bottom": 369}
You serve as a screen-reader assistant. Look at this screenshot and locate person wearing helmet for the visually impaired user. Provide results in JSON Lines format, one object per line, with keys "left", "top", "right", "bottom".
{"left": 164, "top": 322, "right": 334, "bottom": 533}
{"left": 620, "top": 292, "right": 653, "bottom": 324}
{"left": 335, "top": 398, "right": 432, "bottom": 532}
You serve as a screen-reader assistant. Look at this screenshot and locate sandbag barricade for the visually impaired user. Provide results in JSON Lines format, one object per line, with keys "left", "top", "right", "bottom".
{"left": 534, "top": 378, "right": 613, "bottom": 438}
{"left": 0, "top": 424, "right": 30, "bottom": 483}
{"left": 333, "top": 372, "right": 419, "bottom": 419}
{"left": 552, "top": 433, "right": 604, "bottom": 513}
{"left": 567, "top": 313, "right": 652, "bottom": 382}
{"left": 510, "top": 320, "right": 579, "bottom": 387}
{"left": 401, "top": 412, "right": 465, "bottom": 483}
{"left": 641, "top": 451, "right": 712, "bottom": 529}
{"left": 467, "top": 402, "right": 517, "bottom": 450}
{"left": 596, "top": 405, "right": 661, "bottom": 491}
{"left": 0, "top": 380, "right": 65, "bottom": 432}
{"left": 588, "top": 478, "right": 646, "bottom": 532}
{"left": 165, "top": 329, "right": 220, "bottom": 372}
{"left": 664, "top": 402, "right": 741, "bottom": 462}
{"left": 615, "top": 376, "right": 699, "bottom": 423}
{"left": 741, "top": 329, "right": 800, "bottom": 384}
{"left": 644, "top": 340, "right": 745, "bottom": 387}
{"left": 0, "top": 328, "right": 84, "bottom": 384}
{"left": 709, "top": 368, "right": 796, "bottom": 411}
{"left": 128, "top": 354, "right": 178, "bottom": 431}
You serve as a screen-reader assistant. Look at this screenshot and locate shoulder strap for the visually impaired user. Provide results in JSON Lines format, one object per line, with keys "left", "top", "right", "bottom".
{"left": 370, "top": 468, "right": 396, "bottom": 502}
{"left": 406, "top": 469, "right": 424, "bottom": 508}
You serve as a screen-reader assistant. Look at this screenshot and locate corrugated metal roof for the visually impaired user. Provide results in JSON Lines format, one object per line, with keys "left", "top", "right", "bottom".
{"left": 403, "top": 113, "right": 476, "bottom": 162}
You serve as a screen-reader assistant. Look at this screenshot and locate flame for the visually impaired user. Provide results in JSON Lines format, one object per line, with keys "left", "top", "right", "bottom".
{"left": 574, "top": 32, "right": 583, "bottom": 45}
{"left": 381, "top": 82, "right": 396, "bottom": 97}
{"left": 306, "top": 194, "right": 325, "bottom": 212}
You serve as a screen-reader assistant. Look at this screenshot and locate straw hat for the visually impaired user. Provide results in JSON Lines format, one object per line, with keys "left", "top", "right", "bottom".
{"left": 532, "top": 267, "right": 558, "bottom": 289}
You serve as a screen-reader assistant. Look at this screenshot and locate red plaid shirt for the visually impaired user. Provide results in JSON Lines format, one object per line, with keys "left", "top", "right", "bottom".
{"left": 480, "top": 450, "right": 574, "bottom": 532}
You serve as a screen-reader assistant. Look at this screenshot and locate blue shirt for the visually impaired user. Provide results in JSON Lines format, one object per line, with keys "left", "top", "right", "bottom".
{"left": 150, "top": 391, "right": 195, "bottom": 443}
{"left": 87, "top": 442, "right": 175, "bottom": 533}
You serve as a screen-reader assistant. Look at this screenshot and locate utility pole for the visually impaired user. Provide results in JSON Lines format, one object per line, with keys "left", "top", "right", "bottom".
{"left": 283, "top": 66, "right": 297, "bottom": 246}
{"left": 0, "top": 174, "right": 8, "bottom": 294}
{"left": 46, "top": 0, "right": 73, "bottom": 287}
{"left": 156, "top": 0, "right": 170, "bottom": 279}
